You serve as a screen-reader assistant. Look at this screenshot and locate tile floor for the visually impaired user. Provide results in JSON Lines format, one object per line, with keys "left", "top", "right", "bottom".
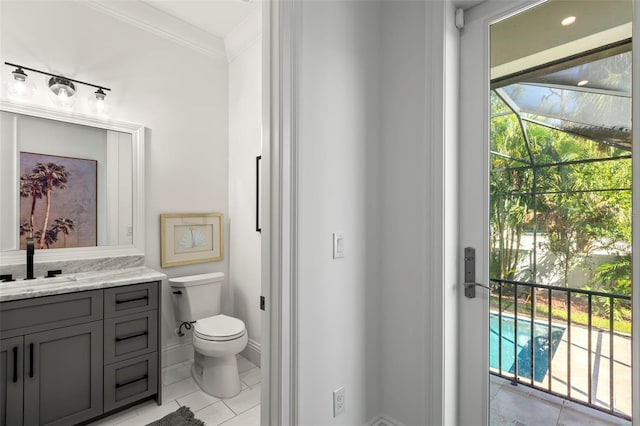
{"left": 490, "top": 375, "right": 631, "bottom": 426}
{"left": 88, "top": 355, "right": 261, "bottom": 426}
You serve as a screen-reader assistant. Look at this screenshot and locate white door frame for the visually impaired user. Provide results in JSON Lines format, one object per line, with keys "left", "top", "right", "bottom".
{"left": 459, "top": 1, "right": 640, "bottom": 424}
{"left": 632, "top": 0, "right": 639, "bottom": 422}
{"left": 261, "top": 0, "right": 301, "bottom": 424}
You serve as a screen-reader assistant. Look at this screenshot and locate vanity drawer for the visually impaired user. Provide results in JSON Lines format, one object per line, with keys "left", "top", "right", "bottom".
{"left": 104, "top": 282, "right": 158, "bottom": 318}
{"left": 104, "top": 352, "right": 158, "bottom": 413}
{"left": 104, "top": 310, "right": 158, "bottom": 364}
{"left": 0, "top": 290, "right": 103, "bottom": 336}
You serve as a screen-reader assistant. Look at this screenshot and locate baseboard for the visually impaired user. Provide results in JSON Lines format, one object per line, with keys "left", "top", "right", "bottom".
{"left": 163, "top": 338, "right": 260, "bottom": 368}
{"left": 367, "top": 414, "right": 407, "bottom": 426}
{"left": 162, "top": 341, "right": 193, "bottom": 368}
{"left": 241, "top": 338, "right": 261, "bottom": 367}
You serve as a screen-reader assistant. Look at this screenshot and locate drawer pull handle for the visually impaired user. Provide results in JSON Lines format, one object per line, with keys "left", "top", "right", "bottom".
{"left": 116, "top": 374, "right": 148, "bottom": 388}
{"left": 116, "top": 331, "right": 148, "bottom": 342}
{"left": 29, "top": 343, "right": 34, "bottom": 378}
{"left": 12, "top": 346, "right": 18, "bottom": 383}
{"left": 116, "top": 295, "right": 148, "bottom": 305}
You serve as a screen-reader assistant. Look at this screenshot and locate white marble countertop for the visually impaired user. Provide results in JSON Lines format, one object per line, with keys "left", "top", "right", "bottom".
{"left": 0, "top": 266, "right": 166, "bottom": 302}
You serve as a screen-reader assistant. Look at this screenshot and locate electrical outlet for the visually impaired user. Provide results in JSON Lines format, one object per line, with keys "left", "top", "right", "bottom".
{"left": 333, "top": 386, "right": 345, "bottom": 417}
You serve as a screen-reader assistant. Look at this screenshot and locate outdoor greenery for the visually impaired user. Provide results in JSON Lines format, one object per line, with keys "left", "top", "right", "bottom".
{"left": 489, "top": 294, "right": 631, "bottom": 334}
{"left": 490, "top": 91, "right": 632, "bottom": 317}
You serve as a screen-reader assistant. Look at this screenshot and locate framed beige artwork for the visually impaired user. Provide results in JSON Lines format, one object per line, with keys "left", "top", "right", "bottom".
{"left": 160, "top": 213, "right": 224, "bottom": 267}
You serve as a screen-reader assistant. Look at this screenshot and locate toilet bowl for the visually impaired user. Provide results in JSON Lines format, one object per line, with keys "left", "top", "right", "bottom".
{"left": 191, "top": 315, "right": 248, "bottom": 397}
{"left": 168, "top": 273, "right": 248, "bottom": 398}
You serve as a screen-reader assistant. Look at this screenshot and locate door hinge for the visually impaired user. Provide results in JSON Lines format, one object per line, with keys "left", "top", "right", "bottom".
{"left": 260, "top": 296, "right": 265, "bottom": 311}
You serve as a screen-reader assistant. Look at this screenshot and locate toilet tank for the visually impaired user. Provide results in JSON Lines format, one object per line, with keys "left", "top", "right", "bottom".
{"left": 168, "top": 272, "right": 224, "bottom": 322}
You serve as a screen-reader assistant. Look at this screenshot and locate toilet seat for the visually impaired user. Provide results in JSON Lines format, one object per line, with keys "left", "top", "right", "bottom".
{"left": 194, "top": 314, "right": 246, "bottom": 342}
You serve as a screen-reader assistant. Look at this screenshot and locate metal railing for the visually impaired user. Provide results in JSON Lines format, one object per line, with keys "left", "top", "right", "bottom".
{"left": 489, "top": 278, "right": 632, "bottom": 420}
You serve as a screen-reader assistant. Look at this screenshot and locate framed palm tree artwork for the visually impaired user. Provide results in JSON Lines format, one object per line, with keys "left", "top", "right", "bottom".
{"left": 19, "top": 152, "right": 97, "bottom": 249}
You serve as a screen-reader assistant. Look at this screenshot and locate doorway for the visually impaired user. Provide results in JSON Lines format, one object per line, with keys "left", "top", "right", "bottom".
{"left": 458, "top": 1, "right": 638, "bottom": 425}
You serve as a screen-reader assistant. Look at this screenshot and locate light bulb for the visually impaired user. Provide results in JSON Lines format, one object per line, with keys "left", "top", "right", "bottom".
{"left": 88, "top": 88, "right": 111, "bottom": 116}
{"left": 48, "top": 76, "right": 76, "bottom": 108}
{"left": 5, "top": 67, "right": 36, "bottom": 100}
{"left": 561, "top": 16, "right": 576, "bottom": 26}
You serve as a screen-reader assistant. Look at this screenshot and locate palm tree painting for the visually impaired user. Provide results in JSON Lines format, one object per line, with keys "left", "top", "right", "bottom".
{"left": 19, "top": 152, "right": 97, "bottom": 249}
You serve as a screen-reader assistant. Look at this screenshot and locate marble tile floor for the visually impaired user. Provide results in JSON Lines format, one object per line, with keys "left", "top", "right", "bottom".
{"left": 490, "top": 375, "right": 631, "bottom": 426}
{"left": 88, "top": 355, "right": 261, "bottom": 426}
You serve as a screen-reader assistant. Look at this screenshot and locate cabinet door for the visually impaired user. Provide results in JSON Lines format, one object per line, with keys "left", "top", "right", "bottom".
{"left": 0, "top": 337, "right": 23, "bottom": 426}
{"left": 24, "top": 322, "right": 103, "bottom": 426}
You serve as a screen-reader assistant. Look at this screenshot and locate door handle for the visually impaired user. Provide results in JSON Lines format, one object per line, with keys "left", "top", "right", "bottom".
{"left": 29, "top": 343, "right": 34, "bottom": 378}
{"left": 463, "top": 247, "right": 492, "bottom": 298}
{"left": 12, "top": 346, "right": 18, "bottom": 383}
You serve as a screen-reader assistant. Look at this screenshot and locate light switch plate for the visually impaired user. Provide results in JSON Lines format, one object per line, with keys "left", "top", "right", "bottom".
{"left": 333, "top": 386, "right": 345, "bottom": 416}
{"left": 333, "top": 233, "right": 344, "bottom": 259}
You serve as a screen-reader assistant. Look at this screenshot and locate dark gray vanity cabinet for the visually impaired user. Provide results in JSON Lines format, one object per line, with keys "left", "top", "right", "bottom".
{"left": 23, "top": 322, "right": 103, "bottom": 426}
{"left": 0, "top": 281, "right": 161, "bottom": 426}
{"left": 103, "top": 282, "right": 159, "bottom": 412}
{"left": 1, "top": 336, "right": 23, "bottom": 426}
{"left": 0, "top": 290, "right": 103, "bottom": 426}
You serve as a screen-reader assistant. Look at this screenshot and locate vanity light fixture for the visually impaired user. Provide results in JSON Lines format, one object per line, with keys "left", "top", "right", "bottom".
{"left": 48, "top": 76, "right": 77, "bottom": 108}
{"left": 88, "top": 87, "right": 112, "bottom": 116}
{"left": 5, "top": 65, "right": 36, "bottom": 100}
{"left": 4, "top": 61, "right": 111, "bottom": 112}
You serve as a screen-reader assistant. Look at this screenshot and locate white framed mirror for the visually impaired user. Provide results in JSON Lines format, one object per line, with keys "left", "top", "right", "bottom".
{"left": 0, "top": 99, "right": 145, "bottom": 265}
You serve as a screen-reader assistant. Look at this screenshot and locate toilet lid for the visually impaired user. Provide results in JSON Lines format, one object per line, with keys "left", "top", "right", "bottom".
{"left": 194, "top": 315, "right": 246, "bottom": 341}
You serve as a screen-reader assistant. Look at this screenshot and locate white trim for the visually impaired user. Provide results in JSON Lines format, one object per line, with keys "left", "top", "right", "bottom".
{"left": 262, "top": 1, "right": 300, "bottom": 425}
{"left": 632, "top": 0, "right": 639, "bottom": 424}
{"left": 425, "top": 2, "right": 460, "bottom": 426}
{"left": 366, "top": 414, "right": 408, "bottom": 426}
{"left": 225, "top": 5, "right": 263, "bottom": 64}
{"left": 0, "top": 99, "right": 146, "bottom": 266}
{"left": 161, "top": 341, "right": 194, "bottom": 368}
{"left": 106, "top": 132, "right": 119, "bottom": 245}
{"left": 241, "top": 338, "right": 262, "bottom": 367}
{"left": 82, "top": 0, "right": 227, "bottom": 60}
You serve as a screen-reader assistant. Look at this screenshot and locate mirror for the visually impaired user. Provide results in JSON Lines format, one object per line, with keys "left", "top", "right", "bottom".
{"left": 0, "top": 99, "right": 145, "bottom": 265}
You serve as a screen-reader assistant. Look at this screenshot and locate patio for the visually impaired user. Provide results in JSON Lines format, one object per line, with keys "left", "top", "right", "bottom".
{"left": 490, "top": 375, "right": 630, "bottom": 426}
{"left": 490, "top": 315, "right": 632, "bottom": 425}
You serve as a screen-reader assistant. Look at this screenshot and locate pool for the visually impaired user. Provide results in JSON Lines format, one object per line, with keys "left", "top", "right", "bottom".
{"left": 489, "top": 313, "right": 565, "bottom": 382}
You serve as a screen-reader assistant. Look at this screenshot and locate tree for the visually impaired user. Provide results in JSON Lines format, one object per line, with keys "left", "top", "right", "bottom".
{"left": 490, "top": 91, "right": 632, "bottom": 289}
{"left": 20, "top": 173, "right": 44, "bottom": 238}
{"left": 51, "top": 217, "right": 76, "bottom": 248}
{"left": 31, "top": 163, "right": 69, "bottom": 249}
{"left": 490, "top": 93, "right": 532, "bottom": 280}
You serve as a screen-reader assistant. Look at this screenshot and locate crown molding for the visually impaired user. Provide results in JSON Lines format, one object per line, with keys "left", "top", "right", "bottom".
{"left": 225, "top": 5, "right": 262, "bottom": 63}
{"left": 83, "top": 0, "right": 227, "bottom": 60}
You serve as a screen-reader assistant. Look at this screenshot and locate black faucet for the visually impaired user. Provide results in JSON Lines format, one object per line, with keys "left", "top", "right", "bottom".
{"left": 25, "top": 237, "right": 35, "bottom": 280}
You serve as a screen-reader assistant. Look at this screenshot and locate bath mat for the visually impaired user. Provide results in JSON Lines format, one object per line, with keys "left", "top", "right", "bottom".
{"left": 145, "top": 406, "right": 204, "bottom": 426}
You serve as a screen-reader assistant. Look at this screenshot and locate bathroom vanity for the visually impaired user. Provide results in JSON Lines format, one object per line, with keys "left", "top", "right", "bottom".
{"left": 0, "top": 267, "right": 165, "bottom": 426}
{"left": 0, "top": 89, "right": 160, "bottom": 425}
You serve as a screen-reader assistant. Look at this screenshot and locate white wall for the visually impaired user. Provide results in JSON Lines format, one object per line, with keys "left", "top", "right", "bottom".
{"left": 378, "top": 2, "right": 430, "bottom": 424}
{"left": 0, "top": 1, "right": 230, "bottom": 356}
{"left": 227, "top": 6, "right": 263, "bottom": 366}
{"left": 295, "top": 1, "right": 457, "bottom": 425}
{"left": 298, "top": 1, "right": 381, "bottom": 424}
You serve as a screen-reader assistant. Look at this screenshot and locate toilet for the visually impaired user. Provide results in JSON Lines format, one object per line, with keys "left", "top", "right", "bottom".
{"left": 169, "top": 272, "right": 247, "bottom": 398}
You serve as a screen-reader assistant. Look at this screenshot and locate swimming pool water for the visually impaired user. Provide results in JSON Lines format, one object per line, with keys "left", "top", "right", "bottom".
{"left": 489, "top": 313, "right": 565, "bottom": 382}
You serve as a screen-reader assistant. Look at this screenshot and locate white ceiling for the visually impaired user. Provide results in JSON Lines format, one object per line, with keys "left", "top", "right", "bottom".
{"left": 141, "top": 0, "right": 259, "bottom": 39}
{"left": 490, "top": 0, "right": 632, "bottom": 80}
